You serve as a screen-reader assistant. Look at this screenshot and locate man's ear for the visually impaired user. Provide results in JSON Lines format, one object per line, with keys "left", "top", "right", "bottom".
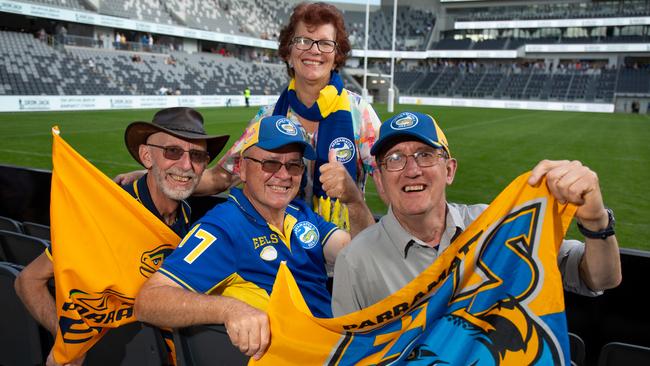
{"left": 238, "top": 156, "right": 247, "bottom": 183}
{"left": 446, "top": 158, "right": 458, "bottom": 186}
{"left": 372, "top": 169, "right": 389, "bottom": 205}
{"left": 139, "top": 145, "right": 152, "bottom": 169}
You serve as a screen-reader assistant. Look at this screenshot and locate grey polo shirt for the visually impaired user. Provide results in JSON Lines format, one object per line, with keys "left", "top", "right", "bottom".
{"left": 332, "top": 202, "right": 597, "bottom": 317}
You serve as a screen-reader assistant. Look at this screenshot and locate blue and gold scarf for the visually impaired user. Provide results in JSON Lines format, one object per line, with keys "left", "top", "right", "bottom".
{"left": 273, "top": 71, "right": 355, "bottom": 229}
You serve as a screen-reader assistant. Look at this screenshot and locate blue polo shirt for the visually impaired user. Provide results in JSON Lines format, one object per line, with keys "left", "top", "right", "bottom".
{"left": 159, "top": 187, "right": 338, "bottom": 318}
{"left": 122, "top": 174, "right": 191, "bottom": 238}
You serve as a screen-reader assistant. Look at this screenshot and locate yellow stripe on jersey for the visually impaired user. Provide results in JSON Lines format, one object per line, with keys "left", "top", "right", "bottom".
{"left": 208, "top": 273, "right": 271, "bottom": 311}
{"left": 268, "top": 213, "right": 298, "bottom": 252}
{"left": 178, "top": 224, "right": 200, "bottom": 248}
{"left": 158, "top": 267, "right": 199, "bottom": 293}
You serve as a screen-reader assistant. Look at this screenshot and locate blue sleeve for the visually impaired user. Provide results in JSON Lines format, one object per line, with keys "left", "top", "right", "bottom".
{"left": 312, "top": 210, "right": 338, "bottom": 247}
{"left": 159, "top": 222, "right": 236, "bottom": 294}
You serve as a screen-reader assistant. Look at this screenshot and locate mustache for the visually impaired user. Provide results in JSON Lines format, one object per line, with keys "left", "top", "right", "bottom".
{"left": 165, "top": 167, "right": 198, "bottom": 180}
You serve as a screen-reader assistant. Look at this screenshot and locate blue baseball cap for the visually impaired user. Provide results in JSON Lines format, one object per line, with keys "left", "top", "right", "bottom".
{"left": 241, "top": 115, "right": 316, "bottom": 160}
{"left": 370, "top": 111, "right": 451, "bottom": 158}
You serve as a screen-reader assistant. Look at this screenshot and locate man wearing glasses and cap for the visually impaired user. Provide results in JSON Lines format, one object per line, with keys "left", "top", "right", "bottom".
{"left": 331, "top": 111, "right": 621, "bottom": 316}
{"left": 135, "top": 115, "right": 352, "bottom": 361}
{"left": 15, "top": 107, "right": 229, "bottom": 366}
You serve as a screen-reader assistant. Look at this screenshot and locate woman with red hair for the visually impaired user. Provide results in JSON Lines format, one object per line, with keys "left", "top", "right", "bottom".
{"left": 117, "top": 3, "right": 381, "bottom": 237}
{"left": 202, "top": 2, "right": 380, "bottom": 237}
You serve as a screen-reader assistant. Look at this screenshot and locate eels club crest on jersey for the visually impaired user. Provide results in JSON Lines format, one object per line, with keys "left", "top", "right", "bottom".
{"left": 294, "top": 221, "right": 320, "bottom": 250}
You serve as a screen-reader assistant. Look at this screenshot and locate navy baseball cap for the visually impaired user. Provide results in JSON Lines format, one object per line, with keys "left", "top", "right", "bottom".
{"left": 370, "top": 111, "right": 451, "bottom": 158}
{"left": 241, "top": 115, "right": 316, "bottom": 160}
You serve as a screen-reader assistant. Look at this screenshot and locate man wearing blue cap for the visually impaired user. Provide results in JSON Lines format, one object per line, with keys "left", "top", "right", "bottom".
{"left": 331, "top": 111, "right": 621, "bottom": 316}
{"left": 135, "top": 115, "right": 351, "bottom": 360}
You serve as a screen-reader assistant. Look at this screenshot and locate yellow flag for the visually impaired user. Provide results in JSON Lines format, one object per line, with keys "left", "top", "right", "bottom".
{"left": 50, "top": 127, "right": 180, "bottom": 363}
{"left": 253, "top": 172, "right": 576, "bottom": 365}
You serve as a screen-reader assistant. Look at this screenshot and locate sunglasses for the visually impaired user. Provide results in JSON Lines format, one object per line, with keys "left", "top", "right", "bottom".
{"left": 146, "top": 144, "right": 210, "bottom": 164}
{"left": 244, "top": 156, "right": 305, "bottom": 176}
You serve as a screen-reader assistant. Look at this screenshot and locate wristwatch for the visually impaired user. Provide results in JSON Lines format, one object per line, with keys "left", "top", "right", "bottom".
{"left": 577, "top": 208, "right": 615, "bottom": 240}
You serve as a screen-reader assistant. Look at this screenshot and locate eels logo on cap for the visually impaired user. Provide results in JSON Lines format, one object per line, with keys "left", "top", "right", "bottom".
{"left": 391, "top": 112, "right": 419, "bottom": 130}
{"left": 276, "top": 118, "right": 298, "bottom": 136}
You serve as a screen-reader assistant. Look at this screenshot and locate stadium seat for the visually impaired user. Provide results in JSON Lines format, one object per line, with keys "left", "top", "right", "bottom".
{"left": 22, "top": 221, "right": 51, "bottom": 241}
{"left": 84, "top": 322, "right": 167, "bottom": 366}
{"left": 597, "top": 342, "right": 650, "bottom": 366}
{"left": 174, "top": 324, "right": 248, "bottom": 366}
{"left": 0, "top": 262, "right": 46, "bottom": 366}
{"left": 0, "top": 230, "right": 49, "bottom": 266}
{"left": 569, "top": 332, "right": 586, "bottom": 366}
{"left": 0, "top": 215, "right": 23, "bottom": 233}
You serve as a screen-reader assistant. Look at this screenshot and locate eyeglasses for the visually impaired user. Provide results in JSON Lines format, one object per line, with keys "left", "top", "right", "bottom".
{"left": 244, "top": 156, "right": 305, "bottom": 176}
{"left": 381, "top": 151, "right": 447, "bottom": 172}
{"left": 146, "top": 144, "right": 210, "bottom": 164}
{"left": 292, "top": 36, "right": 337, "bottom": 53}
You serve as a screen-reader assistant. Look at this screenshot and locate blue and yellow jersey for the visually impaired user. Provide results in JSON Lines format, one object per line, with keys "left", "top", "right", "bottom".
{"left": 159, "top": 187, "right": 338, "bottom": 318}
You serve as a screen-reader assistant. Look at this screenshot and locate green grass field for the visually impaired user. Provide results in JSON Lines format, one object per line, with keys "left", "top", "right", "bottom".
{"left": 1, "top": 105, "right": 648, "bottom": 250}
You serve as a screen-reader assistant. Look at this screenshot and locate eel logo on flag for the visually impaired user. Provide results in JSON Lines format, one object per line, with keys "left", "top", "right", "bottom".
{"left": 140, "top": 244, "right": 175, "bottom": 277}
{"left": 253, "top": 173, "right": 576, "bottom": 366}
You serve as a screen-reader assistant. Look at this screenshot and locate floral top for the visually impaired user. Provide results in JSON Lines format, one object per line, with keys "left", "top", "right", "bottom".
{"left": 218, "top": 90, "right": 381, "bottom": 205}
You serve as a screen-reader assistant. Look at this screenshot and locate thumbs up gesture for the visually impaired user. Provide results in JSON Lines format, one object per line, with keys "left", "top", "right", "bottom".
{"left": 319, "top": 149, "right": 363, "bottom": 204}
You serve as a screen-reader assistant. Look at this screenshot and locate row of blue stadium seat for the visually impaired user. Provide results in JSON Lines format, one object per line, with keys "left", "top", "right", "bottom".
{"left": 395, "top": 66, "right": 647, "bottom": 102}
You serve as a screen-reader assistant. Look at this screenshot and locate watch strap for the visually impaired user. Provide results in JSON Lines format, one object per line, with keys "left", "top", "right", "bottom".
{"left": 577, "top": 208, "right": 615, "bottom": 240}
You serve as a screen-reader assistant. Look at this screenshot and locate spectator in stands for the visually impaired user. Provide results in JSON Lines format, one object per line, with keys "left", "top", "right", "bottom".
{"left": 36, "top": 28, "right": 47, "bottom": 42}
{"left": 331, "top": 111, "right": 622, "bottom": 316}
{"left": 14, "top": 107, "right": 229, "bottom": 366}
{"left": 134, "top": 115, "right": 351, "bottom": 360}
{"left": 115, "top": 2, "right": 381, "bottom": 237}
{"left": 140, "top": 34, "right": 148, "bottom": 51}
{"left": 114, "top": 32, "right": 122, "bottom": 50}
{"left": 55, "top": 24, "right": 66, "bottom": 49}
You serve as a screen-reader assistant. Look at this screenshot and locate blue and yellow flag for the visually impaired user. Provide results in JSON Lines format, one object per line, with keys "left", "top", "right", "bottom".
{"left": 253, "top": 172, "right": 576, "bottom": 365}
{"left": 50, "top": 127, "right": 180, "bottom": 363}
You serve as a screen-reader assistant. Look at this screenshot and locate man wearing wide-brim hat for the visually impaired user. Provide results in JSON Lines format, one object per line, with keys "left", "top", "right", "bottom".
{"left": 123, "top": 106, "right": 229, "bottom": 235}
{"left": 15, "top": 107, "right": 229, "bottom": 366}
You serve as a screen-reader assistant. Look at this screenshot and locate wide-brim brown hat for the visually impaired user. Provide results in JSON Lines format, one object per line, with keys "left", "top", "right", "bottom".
{"left": 125, "top": 107, "right": 229, "bottom": 166}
